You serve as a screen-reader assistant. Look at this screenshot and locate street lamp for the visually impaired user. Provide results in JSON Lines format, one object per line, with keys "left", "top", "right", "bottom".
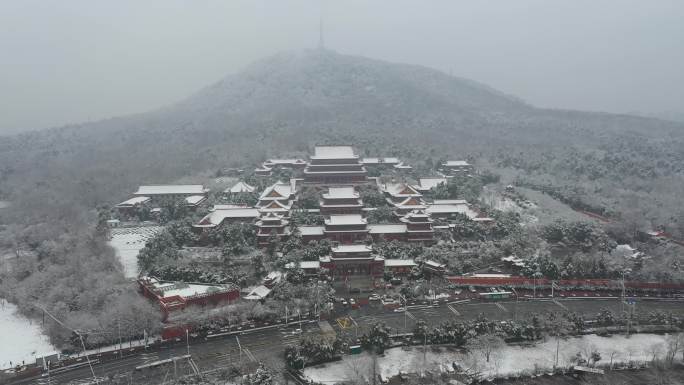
{"left": 185, "top": 328, "right": 190, "bottom": 356}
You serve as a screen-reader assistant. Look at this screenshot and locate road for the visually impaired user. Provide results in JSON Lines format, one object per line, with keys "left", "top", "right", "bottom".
{"left": 14, "top": 322, "right": 319, "bottom": 385}
{"left": 11, "top": 298, "right": 684, "bottom": 385}
{"left": 336, "top": 297, "right": 684, "bottom": 336}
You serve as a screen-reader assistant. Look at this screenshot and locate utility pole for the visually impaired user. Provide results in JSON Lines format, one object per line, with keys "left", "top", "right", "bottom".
{"left": 118, "top": 318, "right": 122, "bottom": 359}
{"left": 318, "top": 15, "right": 324, "bottom": 50}
{"left": 186, "top": 328, "right": 190, "bottom": 356}
{"left": 35, "top": 304, "right": 98, "bottom": 384}
{"left": 555, "top": 335, "right": 560, "bottom": 368}
{"left": 510, "top": 287, "right": 519, "bottom": 321}
{"left": 620, "top": 271, "right": 626, "bottom": 315}
{"left": 236, "top": 335, "right": 243, "bottom": 364}
{"left": 422, "top": 331, "right": 427, "bottom": 377}
{"left": 350, "top": 316, "right": 358, "bottom": 339}
{"left": 399, "top": 294, "right": 407, "bottom": 331}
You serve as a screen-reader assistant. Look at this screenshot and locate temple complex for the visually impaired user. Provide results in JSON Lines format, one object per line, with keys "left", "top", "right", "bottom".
{"left": 303, "top": 146, "right": 368, "bottom": 185}
{"left": 319, "top": 186, "right": 364, "bottom": 215}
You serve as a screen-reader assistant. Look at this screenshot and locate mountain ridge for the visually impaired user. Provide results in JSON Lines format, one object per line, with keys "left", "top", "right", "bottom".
{"left": 1, "top": 49, "right": 683, "bottom": 209}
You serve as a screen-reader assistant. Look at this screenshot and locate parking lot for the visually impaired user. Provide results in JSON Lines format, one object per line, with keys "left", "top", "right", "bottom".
{"left": 333, "top": 297, "right": 684, "bottom": 337}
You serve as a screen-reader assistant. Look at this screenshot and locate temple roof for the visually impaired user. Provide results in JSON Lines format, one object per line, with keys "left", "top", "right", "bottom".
{"left": 368, "top": 224, "right": 407, "bottom": 234}
{"left": 258, "top": 181, "right": 293, "bottom": 200}
{"left": 117, "top": 196, "right": 151, "bottom": 207}
{"left": 332, "top": 244, "right": 372, "bottom": 253}
{"left": 226, "top": 181, "right": 256, "bottom": 194}
{"left": 443, "top": 160, "right": 471, "bottom": 167}
{"left": 322, "top": 186, "right": 359, "bottom": 200}
{"left": 383, "top": 183, "right": 422, "bottom": 197}
{"left": 135, "top": 184, "right": 207, "bottom": 196}
{"left": 194, "top": 207, "right": 260, "bottom": 228}
{"left": 325, "top": 214, "right": 367, "bottom": 226}
{"left": 417, "top": 177, "right": 447, "bottom": 191}
{"left": 311, "top": 146, "right": 358, "bottom": 160}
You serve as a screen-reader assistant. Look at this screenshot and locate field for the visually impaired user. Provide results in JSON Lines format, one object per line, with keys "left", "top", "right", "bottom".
{"left": 304, "top": 332, "right": 683, "bottom": 383}
{"left": 108, "top": 226, "right": 163, "bottom": 279}
{"left": 0, "top": 301, "right": 57, "bottom": 370}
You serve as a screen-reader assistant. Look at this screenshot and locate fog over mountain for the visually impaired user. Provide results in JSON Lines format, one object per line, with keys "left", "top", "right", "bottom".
{"left": 1, "top": 49, "right": 682, "bottom": 212}
{"left": 2, "top": 0, "right": 684, "bottom": 134}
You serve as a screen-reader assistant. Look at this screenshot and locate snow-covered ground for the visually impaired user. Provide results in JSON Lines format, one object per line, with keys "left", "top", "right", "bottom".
{"left": 304, "top": 333, "right": 680, "bottom": 384}
{"left": 0, "top": 300, "right": 57, "bottom": 369}
{"left": 0, "top": 201, "right": 10, "bottom": 209}
{"left": 109, "top": 226, "right": 163, "bottom": 278}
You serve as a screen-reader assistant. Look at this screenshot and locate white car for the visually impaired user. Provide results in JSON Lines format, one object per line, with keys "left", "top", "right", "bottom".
{"left": 394, "top": 307, "right": 406, "bottom": 313}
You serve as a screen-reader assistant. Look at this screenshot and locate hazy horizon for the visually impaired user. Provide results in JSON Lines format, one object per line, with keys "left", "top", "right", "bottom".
{"left": 1, "top": 0, "right": 683, "bottom": 134}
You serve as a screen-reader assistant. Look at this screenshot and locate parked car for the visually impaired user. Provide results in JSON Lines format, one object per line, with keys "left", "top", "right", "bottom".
{"left": 349, "top": 298, "right": 356, "bottom": 305}
{"left": 369, "top": 294, "right": 380, "bottom": 301}
{"left": 394, "top": 307, "right": 406, "bottom": 313}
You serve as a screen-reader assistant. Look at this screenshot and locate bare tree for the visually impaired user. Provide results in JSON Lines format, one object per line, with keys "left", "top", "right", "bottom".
{"left": 466, "top": 334, "right": 504, "bottom": 363}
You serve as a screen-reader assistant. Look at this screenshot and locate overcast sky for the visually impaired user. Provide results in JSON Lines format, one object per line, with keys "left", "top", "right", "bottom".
{"left": 1, "top": 0, "right": 683, "bottom": 134}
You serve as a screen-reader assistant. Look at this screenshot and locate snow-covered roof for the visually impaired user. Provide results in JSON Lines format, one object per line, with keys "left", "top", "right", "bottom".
{"left": 471, "top": 273, "right": 511, "bottom": 278}
{"left": 501, "top": 256, "right": 524, "bottom": 263}
{"left": 323, "top": 186, "right": 359, "bottom": 199}
{"left": 194, "top": 207, "right": 260, "bottom": 227}
{"left": 383, "top": 183, "right": 422, "bottom": 197}
{"left": 325, "top": 214, "right": 367, "bottom": 226}
{"left": 361, "top": 157, "right": 380, "bottom": 164}
{"left": 244, "top": 285, "right": 272, "bottom": 300}
{"left": 615, "top": 244, "right": 636, "bottom": 252}
{"left": 311, "top": 146, "right": 358, "bottom": 160}
{"left": 142, "top": 278, "right": 235, "bottom": 300}
{"left": 135, "top": 185, "right": 207, "bottom": 196}
{"left": 332, "top": 244, "right": 372, "bottom": 253}
{"left": 226, "top": 181, "right": 255, "bottom": 194}
{"left": 185, "top": 195, "right": 207, "bottom": 205}
{"left": 472, "top": 217, "right": 494, "bottom": 222}
{"left": 301, "top": 261, "right": 321, "bottom": 269}
{"left": 258, "top": 182, "right": 293, "bottom": 200}
{"left": 383, "top": 157, "right": 400, "bottom": 164}
{"left": 265, "top": 158, "right": 306, "bottom": 165}
{"left": 117, "top": 196, "right": 151, "bottom": 207}
{"left": 213, "top": 204, "right": 249, "bottom": 209}
{"left": 285, "top": 261, "right": 321, "bottom": 270}
{"left": 424, "top": 260, "right": 446, "bottom": 268}
{"left": 432, "top": 199, "right": 468, "bottom": 205}
{"left": 265, "top": 271, "right": 283, "bottom": 280}
{"left": 426, "top": 203, "right": 478, "bottom": 219}
{"left": 393, "top": 162, "right": 412, "bottom": 169}
{"left": 418, "top": 178, "right": 447, "bottom": 190}
{"left": 298, "top": 226, "right": 325, "bottom": 236}
{"left": 384, "top": 259, "right": 417, "bottom": 267}
{"left": 368, "top": 224, "right": 407, "bottom": 234}
{"left": 443, "top": 160, "right": 471, "bottom": 167}
{"left": 258, "top": 200, "right": 292, "bottom": 211}
{"left": 395, "top": 197, "right": 426, "bottom": 208}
